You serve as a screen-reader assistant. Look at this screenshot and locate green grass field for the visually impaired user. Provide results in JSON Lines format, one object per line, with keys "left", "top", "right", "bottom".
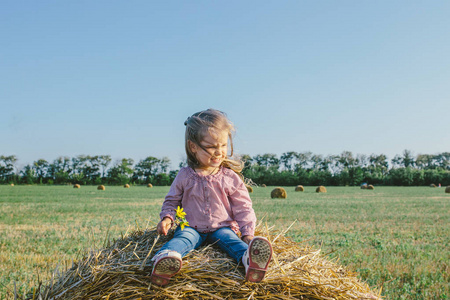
{"left": 1, "top": 185, "right": 448, "bottom": 299}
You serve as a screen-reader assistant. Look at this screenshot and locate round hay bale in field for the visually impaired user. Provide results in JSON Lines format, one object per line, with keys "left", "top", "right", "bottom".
{"left": 295, "top": 185, "right": 304, "bottom": 192}
{"left": 367, "top": 185, "right": 375, "bottom": 190}
{"left": 245, "top": 185, "right": 253, "bottom": 193}
{"left": 97, "top": 185, "right": 105, "bottom": 190}
{"left": 271, "top": 187, "right": 287, "bottom": 199}
{"left": 124, "top": 184, "right": 130, "bottom": 188}
{"left": 28, "top": 224, "right": 381, "bottom": 300}
{"left": 445, "top": 186, "right": 450, "bottom": 193}
{"left": 261, "top": 184, "right": 266, "bottom": 187}
{"left": 430, "top": 184, "right": 437, "bottom": 188}
{"left": 316, "top": 186, "right": 327, "bottom": 193}
{"left": 10, "top": 183, "right": 14, "bottom": 187}
{"left": 73, "top": 184, "right": 81, "bottom": 189}
{"left": 147, "top": 183, "right": 153, "bottom": 188}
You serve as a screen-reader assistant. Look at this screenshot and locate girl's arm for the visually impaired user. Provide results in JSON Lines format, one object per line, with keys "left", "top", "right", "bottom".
{"left": 227, "top": 173, "right": 257, "bottom": 238}
{"left": 158, "top": 169, "right": 185, "bottom": 232}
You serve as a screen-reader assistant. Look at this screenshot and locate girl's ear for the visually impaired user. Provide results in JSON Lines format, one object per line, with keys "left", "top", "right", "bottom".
{"left": 188, "top": 140, "right": 197, "bottom": 154}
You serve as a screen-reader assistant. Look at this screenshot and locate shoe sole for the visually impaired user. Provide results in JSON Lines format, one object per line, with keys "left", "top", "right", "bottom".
{"left": 150, "top": 256, "right": 182, "bottom": 286}
{"left": 245, "top": 237, "right": 272, "bottom": 282}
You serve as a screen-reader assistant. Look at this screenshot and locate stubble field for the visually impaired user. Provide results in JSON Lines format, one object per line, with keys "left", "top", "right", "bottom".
{"left": 0, "top": 185, "right": 448, "bottom": 299}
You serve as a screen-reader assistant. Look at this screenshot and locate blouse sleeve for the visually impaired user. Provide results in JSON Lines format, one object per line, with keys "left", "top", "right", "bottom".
{"left": 227, "top": 172, "right": 256, "bottom": 237}
{"left": 159, "top": 168, "right": 185, "bottom": 222}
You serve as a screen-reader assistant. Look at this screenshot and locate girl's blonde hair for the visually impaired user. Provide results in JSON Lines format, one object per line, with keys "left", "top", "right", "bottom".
{"left": 184, "top": 108, "right": 244, "bottom": 174}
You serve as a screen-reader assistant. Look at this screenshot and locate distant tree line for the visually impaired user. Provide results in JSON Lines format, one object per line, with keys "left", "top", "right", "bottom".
{"left": 0, "top": 155, "right": 176, "bottom": 186}
{"left": 1, "top": 150, "right": 450, "bottom": 186}
{"left": 241, "top": 150, "right": 450, "bottom": 186}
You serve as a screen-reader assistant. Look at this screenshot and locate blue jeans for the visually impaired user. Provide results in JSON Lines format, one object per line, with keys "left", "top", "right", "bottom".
{"left": 157, "top": 226, "right": 248, "bottom": 262}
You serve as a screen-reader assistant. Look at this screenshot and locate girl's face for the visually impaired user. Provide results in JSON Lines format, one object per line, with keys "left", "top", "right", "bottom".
{"left": 189, "top": 128, "right": 228, "bottom": 172}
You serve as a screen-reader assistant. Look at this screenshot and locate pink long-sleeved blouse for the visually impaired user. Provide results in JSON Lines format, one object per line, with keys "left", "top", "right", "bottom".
{"left": 160, "top": 166, "right": 256, "bottom": 237}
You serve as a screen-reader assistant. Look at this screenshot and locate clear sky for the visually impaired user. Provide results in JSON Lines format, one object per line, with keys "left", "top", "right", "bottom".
{"left": 1, "top": 1, "right": 449, "bottom": 170}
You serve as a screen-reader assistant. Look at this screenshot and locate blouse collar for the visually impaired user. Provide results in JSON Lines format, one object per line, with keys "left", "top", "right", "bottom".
{"left": 187, "top": 166, "right": 224, "bottom": 181}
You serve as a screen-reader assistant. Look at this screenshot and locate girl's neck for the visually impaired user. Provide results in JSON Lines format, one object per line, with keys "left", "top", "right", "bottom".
{"left": 194, "top": 166, "right": 219, "bottom": 176}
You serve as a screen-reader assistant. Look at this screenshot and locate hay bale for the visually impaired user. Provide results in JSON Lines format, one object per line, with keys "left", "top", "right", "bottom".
{"left": 28, "top": 223, "right": 381, "bottom": 300}
{"left": 295, "top": 185, "right": 304, "bottom": 192}
{"left": 430, "top": 184, "right": 437, "bottom": 188}
{"left": 445, "top": 186, "right": 450, "bottom": 193}
{"left": 147, "top": 183, "right": 153, "bottom": 188}
{"left": 97, "top": 185, "right": 105, "bottom": 191}
{"left": 261, "top": 184, "right": 266, "bottom": 187}
{"left": 73, "top": 184, "right": 80, "bottom": 189}
{"left": 124, "top": 184, "right": 130, "bottom": 188}
{"left": 271, "top": 187, "right": 287, "bottom": 199}
{"left": 316, "top": 186, "right": 327, "bottom": 193}
{"left": 246, "top": 185, "right": 253, "bottom": 193}
{"left": 10, "top": 183, "right": 14, "bottom": 187}
{"left": 367, "top": 185, "right": 375, "bottom": 190}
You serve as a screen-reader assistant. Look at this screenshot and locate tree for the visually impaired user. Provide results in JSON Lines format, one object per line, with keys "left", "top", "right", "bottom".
{"left": 98, "top": 155, "right": 112, "bottom": 178}
{"left": 294, "top": 151, "right": 312, "bottom": 171}
{"left": 134, "top": 156, "right": 162, "bottom": 183}
{"left": 81, "top": 155, "right": 102, "bottom": 184}
{"left": 356, "top": 154, "right": 369, "bottom": 169}
{"left": 391, "top": 155, "right": 403, "bottom": 169}
{"left": 310, "top": 154, "right": 323, "bottom": 171}
{"left": 107, "top": 158, "right": 134, "bottom": 185}
{"left": 325, "top": 155, "right": 340, "bottom": 175}
{"left": 159, "top": 157, "right": 171, "bottom": 174}
{"left": 71, "top": 156, "right": 86, "bottom": 183}
{"left": 241, "top": 154, "right": 254, "bottom": 180}
{"left": 336, "top": 151, "right": 357, "bottom": 171}
{"left": 254, "top": 154, "right": 279, "bottom": 168}
{"left": 367, "top": 153, "right": 389, "bottom": 184}
{"left": 415, "top": 154, "right": 436, "bottom": 170}
{"left": 280, "top": 151, "right": 298, "bottom": 171}
{"left": 33, "top": 159, "right": 49, "bottom": 183}
{"left": 20, "top": 164, "right": 36, "bottom": 184}
{"left": 320, "top": 155, "right": 336, "bottom": 173}
{"left": 369, "top": 154, "right": 388, "bottom": 173}
{"left": 0, "top": 155, "right": 18, "bottom": 183}
{"left": 387, "top": 167, "right": 414, "bottom": 186}
{"left": 401, "top": 150, "right": 415, "bottom": 168}
{"left": 48, "top": 156, "right": 71, "bottom": 184}
{"left": 70, "top": 155, "right": 110, "bottom": 184}
{"left": 435, "top": 152, "right": 450, "bottom": 170}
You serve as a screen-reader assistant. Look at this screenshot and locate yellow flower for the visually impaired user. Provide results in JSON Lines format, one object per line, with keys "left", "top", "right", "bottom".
{"left": 175, "top": 206, "right": 186, "bottom": 219}
{"left": 180, "top": 220, "right": 189, "bottom": 230}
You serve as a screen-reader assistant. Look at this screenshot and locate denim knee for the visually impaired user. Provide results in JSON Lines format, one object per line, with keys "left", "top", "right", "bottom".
{"left": 209, "top": 227, "right": 248, "bottom": 262}
{"left": 159, "top": 227, "right": 204, "bottom": 257}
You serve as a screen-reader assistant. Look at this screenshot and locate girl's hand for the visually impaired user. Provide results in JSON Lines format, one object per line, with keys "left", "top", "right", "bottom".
{"left": 157, "top": 217, "right": 173, "bottom": 235}
{"left": 242, "top": 235, "right": 253, "bottom": 244}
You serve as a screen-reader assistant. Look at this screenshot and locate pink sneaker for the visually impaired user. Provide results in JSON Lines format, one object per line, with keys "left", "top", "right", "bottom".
{"left": 242, "top": 236, "right": 273, "bottom": 282}
{"left": 150, "top": 251, "right": 182, "bottom": 286}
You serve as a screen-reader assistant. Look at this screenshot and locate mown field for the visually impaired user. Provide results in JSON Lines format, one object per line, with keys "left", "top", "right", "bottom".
{"left": 0, "top": 185, "right": 448, "bottom": 299}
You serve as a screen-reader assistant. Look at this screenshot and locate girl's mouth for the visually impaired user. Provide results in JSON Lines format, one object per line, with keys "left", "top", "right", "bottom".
{"left": 211, "top": 156, "right": 221, "bottom": 163}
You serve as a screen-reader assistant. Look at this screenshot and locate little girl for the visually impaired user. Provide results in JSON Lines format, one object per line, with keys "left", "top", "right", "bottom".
{"left": 150, "top": 108, "right": 273, "bottom": 286}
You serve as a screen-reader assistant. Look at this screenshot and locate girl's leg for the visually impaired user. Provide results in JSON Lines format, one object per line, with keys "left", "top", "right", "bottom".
{"left": 151, "top": 227, "right": 205, "bottom": 285}
{"left": 157, "top": 226, "right": 205, "bottom": 257}
{"left": 242, "top": 236, "right": 273, "bottom": 282}
{"left": 207, "top": 227, "right": 248, "bottom": 262}
{"left": 208, "top": 228, "right": 273, "bottom": 283}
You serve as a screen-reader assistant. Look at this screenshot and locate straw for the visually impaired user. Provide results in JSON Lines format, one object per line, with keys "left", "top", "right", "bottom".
{"left": 24, "top": 224, "right": 382, "bottom": 299}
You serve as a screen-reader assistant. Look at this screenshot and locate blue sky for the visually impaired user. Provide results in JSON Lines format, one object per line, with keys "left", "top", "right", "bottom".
{"left": 1, "top": 1, "right": 449, "bottom": 170}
